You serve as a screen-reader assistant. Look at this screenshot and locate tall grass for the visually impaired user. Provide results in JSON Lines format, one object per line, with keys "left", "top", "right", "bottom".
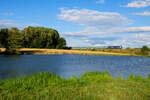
{"left": 0, "top": 72, "right": 150, "bottom": 100}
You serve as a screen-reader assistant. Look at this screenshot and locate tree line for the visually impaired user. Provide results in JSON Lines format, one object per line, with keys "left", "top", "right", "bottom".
{"left": 0, "top": 26, "right": 66, "bottom": 54}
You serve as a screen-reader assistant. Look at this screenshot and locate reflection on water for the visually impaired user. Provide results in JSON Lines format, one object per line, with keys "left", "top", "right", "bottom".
{"left": 0, "top": 55, "right": 150, "bottom": 79}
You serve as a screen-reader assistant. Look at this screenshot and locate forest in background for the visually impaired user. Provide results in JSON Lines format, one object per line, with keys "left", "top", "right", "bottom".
{"left": 0, "top": 26, "right": 66, "bottom": 54}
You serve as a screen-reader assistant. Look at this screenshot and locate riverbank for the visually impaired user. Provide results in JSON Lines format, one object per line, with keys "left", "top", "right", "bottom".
{"left": 0, "top": 48, "right": 148, "bottom": 57}
{"left": 0, "top": 48, "right": 136, "bottom": 56}
{"left": 0, "top": 72, "right": 150, "bottom": 100}
{"left": 20, "top": 48, "right": 132, "bottom": 56}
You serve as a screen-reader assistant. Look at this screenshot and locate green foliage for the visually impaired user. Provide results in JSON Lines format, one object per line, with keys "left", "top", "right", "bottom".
{"left": 140, "top": 45, "right": 149, "bottom": 55}
{"left": 128, "top": 74, "right": 149, "bottom": 83}
{"left": 5, "top": 49, "right": 21, "bottom": 55}
{"left": 0, "top": 26, "right": 67, "bottom": 55}
{"left": 23, "top": 26, "right": 66, "bottom": 49}
{"left": 56, "top": 37, "right": 66, "bottom": 49}
{"left": 91, "top": 48, "right": 97, "bottom": 51}
{"left": 0, "top": 27, "right": 23, "bottom": 54}
{"left": 70, "top": 75, "right": 78, "bottom": 81}
{"left": 0, "top": 28, "right": 9, "bottom": 47}
{"left": 0, "top": 72, "right": 150, "bottom": 100}
{"left": 81, "top": 72, "right": 113, "bottom": 82}
{"left": 126, "top": 47, "right": 131, "bottom": 49}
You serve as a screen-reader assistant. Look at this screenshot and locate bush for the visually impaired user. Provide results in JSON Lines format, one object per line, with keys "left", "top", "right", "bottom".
{"left": 91, "top": 48, "right": 97, "bottom": 51}
{"left": 126, "top": 47, "right": 130, "bottom": 49}
{"left": 141, "top": 45, "right": 149, "bottom": 55}
{"left": 5, "top": 48, "right": 21, "bottom": 55}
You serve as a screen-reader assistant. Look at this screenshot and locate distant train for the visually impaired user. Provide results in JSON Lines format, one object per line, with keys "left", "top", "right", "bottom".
{"left": 73, "top": 46, "right": 123, "bottom": 50}
{"left": 107, "top": 46, "right": 123, "bottom": 49}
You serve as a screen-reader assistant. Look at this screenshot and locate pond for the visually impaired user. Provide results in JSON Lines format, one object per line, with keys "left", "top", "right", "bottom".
{"left": 0, "top": 55, "right": 150, "bottom": 79}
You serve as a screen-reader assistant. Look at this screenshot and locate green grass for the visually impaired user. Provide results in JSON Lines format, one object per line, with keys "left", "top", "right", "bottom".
{"left": 0, "top": 72, "right": 150, "bottom": 100}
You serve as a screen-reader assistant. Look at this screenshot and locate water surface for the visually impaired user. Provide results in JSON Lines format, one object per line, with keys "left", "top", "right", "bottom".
{"left": 0, "top": 55, "right": 150, "bottom": 79}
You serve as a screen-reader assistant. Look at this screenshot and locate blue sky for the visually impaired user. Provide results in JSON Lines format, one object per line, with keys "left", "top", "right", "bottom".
{"left": 0, "top": 0, "right": 150, "bottom": 48}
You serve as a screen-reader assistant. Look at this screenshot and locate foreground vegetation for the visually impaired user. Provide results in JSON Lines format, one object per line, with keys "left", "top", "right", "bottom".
{"left": 0, "top": 72, "right": 150, "bottom": 100}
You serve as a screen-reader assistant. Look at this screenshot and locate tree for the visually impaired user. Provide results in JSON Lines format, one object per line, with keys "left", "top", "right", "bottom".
{"left": 0, "top": 28, "right": 9, "bottom": 47}
{"left": 0, "top": 26, "right": 67, "bottom": 55}
{"left": 0, "top": 27, "right": 23, "bottom": 54}
{"left": 6, "top": 28, "right": 23, "bottom": 54}
{"left": 22, "top": 26, "right": 66, "bottom": 49}
{"left": 126, "top": 47, "right": 130, "bottom": 49}
{"left": 141, "top": 45, "right": 149, "bottom": 55}
{"left": 56, "top": 37, "right": 66, "bottom": 49}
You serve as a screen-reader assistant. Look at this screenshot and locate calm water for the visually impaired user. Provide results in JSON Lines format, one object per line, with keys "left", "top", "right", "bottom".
{"left": 0, "top": 55, "right": 150, "bottom": 79}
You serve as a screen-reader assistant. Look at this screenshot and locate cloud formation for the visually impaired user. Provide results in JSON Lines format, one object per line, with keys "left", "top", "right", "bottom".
{"left": 134, "top": 11, "right": 150, "bottom": 16}
{"left": 77, "top": 34, "right": 150, "bottom": 48}
{"left": 125, "top": 0, "right": 150, "bottom": 8}
{"left": 59, "top": 8, "right": 130, "bottom": 31}
{"left": 59, "top": 8, "right": 150, "bottom": 47}
{"left": 0, "top": 20, "right": 42, "bottom": 29}
{"left": 0, "top": 20, "right": 21, "bottom": 28}
{"left": 62, "top": 26, "right": 150, "bottom": 36}
{"left": 110, "top": 34, "right": 150, "bottom": 48}
{"left": 122, "top": 26, "right": 150, "bottom": 33}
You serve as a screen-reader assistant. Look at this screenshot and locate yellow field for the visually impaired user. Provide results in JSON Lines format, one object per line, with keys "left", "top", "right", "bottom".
{"left": 0, "top": 48, "right": 5, "bottom": 52}
{"left": 0, "top": 48, "right": 141, "bottom": 56}
{"left": 18, "top": 48, "right": 131, "bottom": 56}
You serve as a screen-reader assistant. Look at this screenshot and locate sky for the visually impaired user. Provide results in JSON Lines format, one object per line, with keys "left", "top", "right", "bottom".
{"left": 0, "top": 0, "right": 150, "bottom": 48}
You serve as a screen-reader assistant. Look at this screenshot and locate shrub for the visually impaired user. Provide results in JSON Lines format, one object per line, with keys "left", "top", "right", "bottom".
{"left": 140, "top": 45, "right": 149, "bottom": 55}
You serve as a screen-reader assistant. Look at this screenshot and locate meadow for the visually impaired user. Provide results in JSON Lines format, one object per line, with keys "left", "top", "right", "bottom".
{"left": 0, "top": 72, "right": 150, "bottom": 100}
{"left": 0, "top": 48, "right": 139, "bottom": 56}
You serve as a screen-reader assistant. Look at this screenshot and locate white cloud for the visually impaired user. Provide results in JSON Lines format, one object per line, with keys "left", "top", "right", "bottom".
{"left": 134, "top": 11, "right": 150, "bottom": 16}
{"left": 122, "top": 26, "right": 150, "bottom": 33}
{"left": 63, "top": 26, "right": 150, "bottom": 47}
{"left": 118, "top": 34, "right": 150, "bottom": 48}
{"left": 62, "top": 26, "right": 150, "bottom": 36}
{"left": 58, "top": 8, "right": 131, "bottom": 31}
{"left": 96, "top": 0, "right": 104, "bottom": 4}
{"left": 30, "top": 23, "right": 41, "bottom": 26}
{"left": 0, "top": 20, "right": 43, "bottom": 29}
{"left": 84, "top": 39, "right": 93, "bottom": 43}
{"left": 125, "top": 0, "right": 150, "bottom": 8}
{"left": 0, "top": 20, "right": 21, "bottom": 28}
{"left": 62, "top": 28, "right": 105, "bottom": 35}
{"left": 59, "top": 8, "right": 150, "bottom": 48}
{"left": 79, "top": 34, "right": 150, "bottom": 48}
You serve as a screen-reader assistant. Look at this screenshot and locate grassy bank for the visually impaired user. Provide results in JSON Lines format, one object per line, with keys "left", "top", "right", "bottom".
{"left": 0, "top": 72, "right": 150, "bottom": 100}
{"left": 20, "top": 48, "right": 131, "bottom": 56}
{"left": 2, "top": 48, "right": 136, "bottom": 56}
{"left": 0, "top": 48, "right": 149, "bottom": 57}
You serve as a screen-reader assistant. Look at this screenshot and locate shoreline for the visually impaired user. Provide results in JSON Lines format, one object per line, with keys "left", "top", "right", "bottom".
{"left": 20, "top": 48, "right": 135, "bottom": 56}
{"left": 0, "top": 48, "right": 149, "bottom": 57}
